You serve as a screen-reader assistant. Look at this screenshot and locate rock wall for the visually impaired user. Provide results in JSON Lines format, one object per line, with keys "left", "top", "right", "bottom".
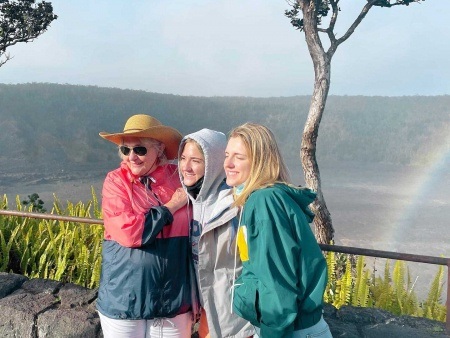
{"left": 0, "top": 272, "right": 100, "bottom": 337}
{"left": 0, "top": 272, "right": 447, "bottom": 337}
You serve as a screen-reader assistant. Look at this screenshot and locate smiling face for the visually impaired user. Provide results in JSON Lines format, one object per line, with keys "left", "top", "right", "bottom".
{"left": 224, "top": 136, "right": 251, "bottom": 187}
{"left": 121, "top": 136, "right": 161, "bottom": 177}
{"left": 179, "top": 141, "right": 205, "bottom": 187}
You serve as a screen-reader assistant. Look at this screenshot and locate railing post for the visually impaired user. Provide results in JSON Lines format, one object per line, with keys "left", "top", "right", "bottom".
{"left": 446, "top": 260, "right": 450, "bottom": 333}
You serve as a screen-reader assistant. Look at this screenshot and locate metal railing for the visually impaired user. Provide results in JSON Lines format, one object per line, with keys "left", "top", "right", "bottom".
{"left": 319, "top": 243, "right": 450, "bottom": 331}
{"left": 0, "top": 210, "right": 448, "bottom": 331}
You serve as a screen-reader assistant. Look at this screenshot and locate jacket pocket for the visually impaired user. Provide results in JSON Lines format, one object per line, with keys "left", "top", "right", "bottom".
{"left": 232, "top": 279, "right": 261, "bottom": 327}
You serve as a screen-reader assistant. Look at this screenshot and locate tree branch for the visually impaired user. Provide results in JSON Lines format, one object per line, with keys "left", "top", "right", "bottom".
{"left": 326, "top": 0, "right": 340, "bottom": 52}
{"left": 389, "top": 1, "right": 423, "bottom": 7}
{"left": 1, "top": 35, "right": 38, "bottom": 49}
{"left": 0, "top": 0, "right": 57, "bottom": 68}
{"left": 328, "top": 0, "right": 339, "bottom": 32}
{"left": 335, "top": 1, "right": 375, "bottom": 47}
{"left": 0, "top": 52, "right": 13, "bottom": 67}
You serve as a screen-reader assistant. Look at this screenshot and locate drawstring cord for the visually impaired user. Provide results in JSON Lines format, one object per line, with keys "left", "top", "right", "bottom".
{"left": 152, "top": 317, "right": 175, "bottom": 338}
{"left": 230, "top": 206, "right": 244, "bottom": 314}
{"left": 140, "top": 176, "right": 164, "bottom": 206}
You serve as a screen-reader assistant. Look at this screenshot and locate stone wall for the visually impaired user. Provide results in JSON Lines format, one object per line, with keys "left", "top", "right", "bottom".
{"left": 0, "top": 272, "right": 448, "bottom": 337}
{"left": 0, "top": 272, "right": 100, "bottom": 337}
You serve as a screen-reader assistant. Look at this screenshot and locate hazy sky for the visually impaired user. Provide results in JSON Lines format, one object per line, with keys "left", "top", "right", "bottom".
{"left": 1, "top": 0, "right": 449, "bottom": 97}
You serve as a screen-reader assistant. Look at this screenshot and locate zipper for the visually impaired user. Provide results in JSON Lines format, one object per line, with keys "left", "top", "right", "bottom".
{"left": 230, "top": 205, "right": 244, "bottom": 314}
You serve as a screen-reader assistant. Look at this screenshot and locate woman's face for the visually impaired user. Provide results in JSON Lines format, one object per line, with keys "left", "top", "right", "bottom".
{"left": 121, "top": 137, "right": 160, "bottom": 177}
{"left": 224, "top": 136, "right": 251, "bottom": 187}
{"left": 180, "top": 141, "right": 205, "bottom": 187}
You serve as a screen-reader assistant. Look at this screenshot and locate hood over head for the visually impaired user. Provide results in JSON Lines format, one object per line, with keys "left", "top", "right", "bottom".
{"left": 178, "top": 129, "right": 227, "bottom": 202}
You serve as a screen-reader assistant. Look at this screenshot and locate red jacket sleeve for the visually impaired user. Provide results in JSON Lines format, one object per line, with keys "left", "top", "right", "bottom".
{"left": 101, "top": 172, "right": 172, "bottom": 247}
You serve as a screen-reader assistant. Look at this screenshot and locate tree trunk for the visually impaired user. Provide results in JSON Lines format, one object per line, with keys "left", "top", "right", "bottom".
{"left": 299, "top": 0, "right": 334, "bottom": 244}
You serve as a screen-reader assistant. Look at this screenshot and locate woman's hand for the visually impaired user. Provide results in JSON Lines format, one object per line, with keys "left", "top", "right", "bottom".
{"left": 164, "top": 188, "right": 188, "bottom": 215}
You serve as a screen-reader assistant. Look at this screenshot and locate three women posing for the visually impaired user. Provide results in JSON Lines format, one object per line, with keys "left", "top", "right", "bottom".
{"left": 96, "top": 115, "right": 331, "bottom": 338}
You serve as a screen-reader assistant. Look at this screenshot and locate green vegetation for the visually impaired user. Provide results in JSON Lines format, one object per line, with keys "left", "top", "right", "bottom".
{"left": 325, "top": 251, "right": 447, "bottom": 322}
{"left": 0, "top": 0, "right": 58, "bottom": 68}
{"left": 0, "top": 190, "right": 446, "bottom": 322}
{"left": 22, "top": 193, "right": 46, "bottom": 213}
{"left": 0, "top": 189, "right": 103, "bottom": 288}
{"left": 0, "top": 83, "right": 449, "bottom": 177}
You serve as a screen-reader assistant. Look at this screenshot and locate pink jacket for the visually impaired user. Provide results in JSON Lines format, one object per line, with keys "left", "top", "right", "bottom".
{"left": 101, "top": 161, "right": 189, "bottom": 247}
{"left": 96, "top": 162, "right": 198, "bottom": 320}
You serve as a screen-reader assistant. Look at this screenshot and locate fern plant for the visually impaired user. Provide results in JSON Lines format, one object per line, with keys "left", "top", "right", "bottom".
{"left": 1, "top": 190, "right": 103, "bottom": 288}
{"left": 422, "top": 265, "right": 446, "bottom": 321}
{"left": 1, "top": 190, "right": 447, "bottom": 322}
{"left": 324, "top": 251, "right": 447, "bottom": 322}
{"left": 351, "top": 256, "right": 370, "bottom": 307}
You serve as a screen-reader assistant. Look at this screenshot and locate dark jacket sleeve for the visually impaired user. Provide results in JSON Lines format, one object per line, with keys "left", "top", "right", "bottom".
{"left": 142, "top": 206, "right": 173, "bottom": 245}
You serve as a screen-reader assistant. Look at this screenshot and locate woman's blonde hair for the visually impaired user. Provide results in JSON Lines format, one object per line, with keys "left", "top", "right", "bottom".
{"left": 229, "top": 123, "right": 290, "bottom": 207}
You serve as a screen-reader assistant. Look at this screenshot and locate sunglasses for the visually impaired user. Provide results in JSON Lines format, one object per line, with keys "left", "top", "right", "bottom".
{"left": 119, "top": 145, "right": 148, "bottom": 156}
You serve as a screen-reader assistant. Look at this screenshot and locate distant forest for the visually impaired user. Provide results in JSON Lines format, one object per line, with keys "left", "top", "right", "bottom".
{"left": 0, "top": 83, "right": 449, "bottom": 176}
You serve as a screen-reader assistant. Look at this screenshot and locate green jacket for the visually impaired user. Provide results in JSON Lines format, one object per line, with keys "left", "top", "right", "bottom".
{"left": 232, "top": 184, "right": 327, "bottom": 338}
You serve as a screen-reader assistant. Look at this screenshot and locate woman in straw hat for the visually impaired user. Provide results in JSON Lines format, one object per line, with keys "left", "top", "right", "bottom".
{"left": 96, "top": 114, "right": 198, "bottom": 338}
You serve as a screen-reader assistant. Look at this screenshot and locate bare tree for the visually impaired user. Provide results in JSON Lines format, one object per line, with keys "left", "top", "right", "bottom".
{"left": 0, "top": 0, "right": 57, "bottom": 68}
{"left": 285, "top": 0, "right": 425, "bottom": 244}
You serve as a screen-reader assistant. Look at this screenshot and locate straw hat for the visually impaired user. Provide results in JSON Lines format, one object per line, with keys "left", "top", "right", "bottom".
{"left": 99, "top": 114, "right": 182, "bottom": 159}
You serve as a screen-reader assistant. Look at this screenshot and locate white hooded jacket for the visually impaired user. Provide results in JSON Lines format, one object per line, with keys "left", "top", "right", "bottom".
{"left": 179, "top": 129, "right": 254, "bottom": 338}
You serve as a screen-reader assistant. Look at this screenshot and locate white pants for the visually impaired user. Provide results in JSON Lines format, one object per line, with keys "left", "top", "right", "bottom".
{"left": 98, "top": 311, "right": 192, "bottom": 338}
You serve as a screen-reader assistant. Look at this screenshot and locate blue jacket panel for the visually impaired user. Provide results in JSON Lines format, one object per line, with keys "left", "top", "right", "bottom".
{"left": 97, "top": 236, "right": 192, "bottom": 319}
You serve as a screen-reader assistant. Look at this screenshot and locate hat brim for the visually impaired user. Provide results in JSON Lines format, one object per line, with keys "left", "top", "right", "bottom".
{"left": 99, "top": 126, "right": 182, "bottom": 160}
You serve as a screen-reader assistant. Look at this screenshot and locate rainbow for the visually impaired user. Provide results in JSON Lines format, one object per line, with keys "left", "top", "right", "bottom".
{"left": 387, "top": 128, "right": 450, "bottom": 252}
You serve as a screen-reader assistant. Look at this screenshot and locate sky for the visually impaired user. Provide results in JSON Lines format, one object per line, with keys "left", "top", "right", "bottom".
{"left": 1, "top": 0, "right": 449, "bottom": 97}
